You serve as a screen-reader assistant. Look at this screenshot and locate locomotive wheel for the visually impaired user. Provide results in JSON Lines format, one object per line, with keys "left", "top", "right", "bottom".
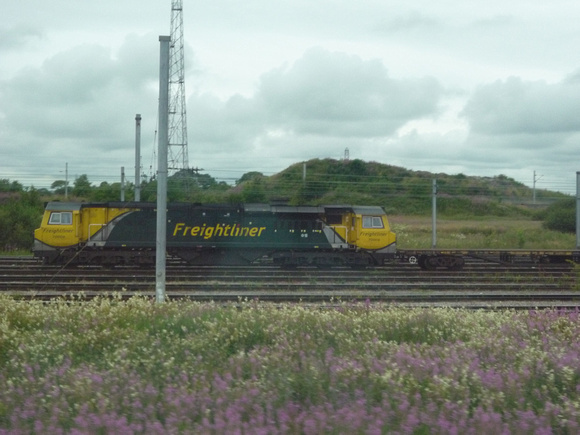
{"left": 419, "top": 255, "right": 435, "bottom": 270}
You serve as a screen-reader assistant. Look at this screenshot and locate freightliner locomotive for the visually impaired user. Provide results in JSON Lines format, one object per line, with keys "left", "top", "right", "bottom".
{"left": 33, "top": 202, "right": 397, "bottom": 268}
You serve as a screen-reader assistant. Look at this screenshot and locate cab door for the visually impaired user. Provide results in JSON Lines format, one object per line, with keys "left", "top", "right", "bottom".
{"left": 346, "top": 213, "right": 357, "bottom": 245}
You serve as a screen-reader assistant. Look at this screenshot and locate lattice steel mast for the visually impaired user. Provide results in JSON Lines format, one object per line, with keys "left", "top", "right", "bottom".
{"left": 167, "top": 0, "right": 189, "bottom": 172}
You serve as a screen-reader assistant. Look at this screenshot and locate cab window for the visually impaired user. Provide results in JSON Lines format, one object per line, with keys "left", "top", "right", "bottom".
{"left": 49, "top": 212, "right": 73, "bottom": 225}
{"left": 362, "top": 216, "right": 383, "bottom": 229}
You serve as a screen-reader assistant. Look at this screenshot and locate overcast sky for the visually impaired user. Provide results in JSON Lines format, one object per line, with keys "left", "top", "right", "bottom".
{"left": 2, "top": 1, "right": 580, "bottom": 193}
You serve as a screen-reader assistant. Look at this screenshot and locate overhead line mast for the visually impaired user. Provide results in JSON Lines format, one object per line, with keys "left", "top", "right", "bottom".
{"left": 167, "top": 0, "right": 189, "bottom": 173}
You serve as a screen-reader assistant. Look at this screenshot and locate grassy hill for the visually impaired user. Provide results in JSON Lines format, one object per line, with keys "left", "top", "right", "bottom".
{"left": 235, "top": 158, "right": 569, "bottom": 217}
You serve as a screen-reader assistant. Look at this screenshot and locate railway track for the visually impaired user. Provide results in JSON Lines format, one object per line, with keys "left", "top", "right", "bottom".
{"left": 1, "top": 256, "right": 579, "bottom": 308}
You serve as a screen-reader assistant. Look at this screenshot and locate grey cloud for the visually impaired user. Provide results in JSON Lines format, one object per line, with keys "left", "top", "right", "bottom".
{"left": 115, "top": 34, "right": 161, "bottom": 86}
{"left": 17, "top": 45, "right": 116, "bottom": 106}
{"left": 471, "top": 14, "right": 515, "bottom": 29}
{"left": 188, "top": 93, "right": 264, "bottom": 151}
{"left": 388, "top": 130, "right": 560, "bottom": 180}
{"left": 0, "top": 36, "right": 158, "bottom": 152}
{"left": 0, "top": 25, "right": 44, "bottom": 50}
{"left": 462, "top": 77, "right": 580, "bottom": 135}
{"left": 187, "top": 47, "right": 444, "bottom": 159}
{"left": 257, "top": 48, "right": 442, "bottom": 137}
{"left": 374, "top": 11, "right": 442, "bottom": 34}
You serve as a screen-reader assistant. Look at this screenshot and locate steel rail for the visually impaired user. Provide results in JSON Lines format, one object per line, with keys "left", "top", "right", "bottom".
{"left": 1, "top": 255, "right": 579, "bottom": 308}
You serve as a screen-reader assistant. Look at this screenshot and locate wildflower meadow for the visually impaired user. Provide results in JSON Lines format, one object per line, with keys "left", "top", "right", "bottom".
{"left": 1, "top": 295, "right": 580, "bottom": 433}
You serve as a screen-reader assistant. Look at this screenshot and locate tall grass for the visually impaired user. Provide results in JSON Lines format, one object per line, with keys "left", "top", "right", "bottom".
{"left": 1, "top": 295, "right": 580, "bottom": 433}
{"left": 390, "top": 217, "right": 576, "bottom": 250}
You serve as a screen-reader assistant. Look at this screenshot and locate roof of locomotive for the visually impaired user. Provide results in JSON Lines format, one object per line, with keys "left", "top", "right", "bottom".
{"left": 323, "top": 205, "right": 386, "bottom": 215}
{"left": 239, "top": 204, "right": 387, "bottom": 215}
{"left": 44, "top": 202, "right": 84, "bottom": 211}
{"left": 44, "top": 202, "right": 387, "bottom": 216}
{"left": 351, "top": 206, "right": 387, "bottom": 215}
{"left": 244, "top": 204, "right": 324, "bottom": 214}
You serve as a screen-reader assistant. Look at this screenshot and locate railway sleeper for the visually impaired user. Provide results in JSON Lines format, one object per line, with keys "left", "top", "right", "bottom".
{"left": 272, "top": 251, "right": 375, "bottom": 269}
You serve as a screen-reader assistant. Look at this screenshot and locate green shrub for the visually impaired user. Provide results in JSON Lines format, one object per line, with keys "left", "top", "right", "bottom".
{"left": 0, "top": 190, "right": 44, "bottom": 251}
{"left": 541, "top": 198, "right": 575, "bottom": 233}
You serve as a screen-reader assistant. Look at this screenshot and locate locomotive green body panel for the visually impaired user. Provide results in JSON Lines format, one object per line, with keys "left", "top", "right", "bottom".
{"left": 103, "top": 207, "right": 333, "bottom": 250}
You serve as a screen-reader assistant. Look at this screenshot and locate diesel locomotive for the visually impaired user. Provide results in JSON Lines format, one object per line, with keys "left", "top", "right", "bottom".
{"left": 33, "top": 201, "right": 397, "bottom": 267}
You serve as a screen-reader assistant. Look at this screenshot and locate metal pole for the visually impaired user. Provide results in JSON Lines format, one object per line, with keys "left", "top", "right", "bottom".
{"left": 432, "top": 179, "right": 437, "bottom": 248}
{"left": 156, "top": 36, "right": 171, "bottom": 303}
{"left": 135, "top": 114, "right": 142, "bottom": 201}
{"left": 576, "top": 172, "right": 580, "bottom": 249}
{"left": 121, "top": 166, "right": 125, "bottom": 201}
{"left": 65, "top": 162, "right": 68, "bottom": 199}
{"left": 533, "top": 170, "right": 536, "bottom": 204}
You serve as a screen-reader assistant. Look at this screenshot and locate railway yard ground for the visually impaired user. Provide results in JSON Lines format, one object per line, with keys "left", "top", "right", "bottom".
{"left": 2, "top": 254, "right": 580, "bottom": 309}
